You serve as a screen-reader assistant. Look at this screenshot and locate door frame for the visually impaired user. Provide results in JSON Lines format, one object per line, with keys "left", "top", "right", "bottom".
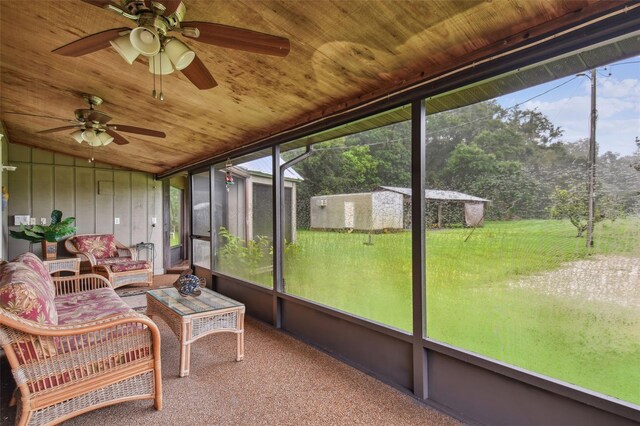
{"left": 163, "top": 177, "right": 190, "bottom": 270}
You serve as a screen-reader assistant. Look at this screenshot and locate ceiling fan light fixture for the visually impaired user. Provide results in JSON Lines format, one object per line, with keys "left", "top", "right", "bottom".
{"left": 164, "top": 38, "right": 195, "bottom": 70}
{"left": 130, "top": 27, "right": 161, "bottom": 56}
{"left": 110, "top": 33, "right": 140, "bottom": 64}
{"left": 149, "top": 51, "right": 175, "bottom": 75}
{"left": 82, "top": 129, "right": 101, "bottom": 146}
{"left": 71, "top": 130, "right": 84, "bottom": 143}
{"left": 98, "top": 131, "right": 114, "bottom": 146}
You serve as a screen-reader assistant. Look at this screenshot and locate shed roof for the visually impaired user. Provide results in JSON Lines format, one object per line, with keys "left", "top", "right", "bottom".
{"left": 377, "top": 186, "right": 490, "bottom": 202}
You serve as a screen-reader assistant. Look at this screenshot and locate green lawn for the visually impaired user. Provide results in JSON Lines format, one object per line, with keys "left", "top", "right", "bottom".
{"left": 170, "top": 232, "right": 180, "bottom": 247}
{"left": 283, "top": 219, "right": 640, "bottom": 405}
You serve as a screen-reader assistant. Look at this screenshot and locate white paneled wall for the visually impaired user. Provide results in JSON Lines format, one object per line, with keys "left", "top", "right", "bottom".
{"left": 5, "top": 143, "right": 164, "bottom": 274}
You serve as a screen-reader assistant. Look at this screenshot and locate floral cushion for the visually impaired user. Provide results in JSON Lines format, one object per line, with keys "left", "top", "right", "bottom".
{"left": 28, "top": 289, "right": 138, "bottom": 393}
{"left": 55, "top": 287, "right": 133, "bottom": 324}
{"left": 96, "top": 259, "right": 150, "bottom": 273}
{"left": 0, "top": 262, "right": 58, "bottom": 325}
{"left": 73, "top": 235, "right": 118, "bottom": 259}
{"left": 95, "top": 257, "right": 131, "bottom": 265}
{"left": 14, "top": 252, "right": 56, "bottom": 300}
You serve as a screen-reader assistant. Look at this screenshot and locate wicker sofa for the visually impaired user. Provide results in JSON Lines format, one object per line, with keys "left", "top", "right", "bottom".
{"left": 65, "top": 234, "right": 152, "bottom": 289}
{"left": 0, "top": 252, "right": 162, "bottom": 426}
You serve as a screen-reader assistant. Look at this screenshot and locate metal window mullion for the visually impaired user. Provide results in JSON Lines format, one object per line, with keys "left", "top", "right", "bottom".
{"left": 272, "top": 145, "right": 283, "bottom": 328}
{"left": 189, "top": 171, "right": 195, "bottom": 271}
{"left": 209, "top": 166, "right": 216, "bottom": 274}
{"left": 411, "top": 99, "right": 427, "bottom": 400}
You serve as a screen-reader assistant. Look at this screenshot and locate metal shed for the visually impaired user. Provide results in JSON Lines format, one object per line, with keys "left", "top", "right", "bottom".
{"left": 377, "top": 186, "right": 490, "bottom": 228}
{"left": 310, "top": 191, "right": 404, "bottom": 232}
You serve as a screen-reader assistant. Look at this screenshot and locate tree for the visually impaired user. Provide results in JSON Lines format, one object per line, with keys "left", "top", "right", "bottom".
{"left": 340, "top": 145, "right": 380, "bottom": 189}
{"left": 549, "top": 186, "right": 590, "bottom": 237}
{"left": 442, "top": 143, "right": 538, "bottom": 220}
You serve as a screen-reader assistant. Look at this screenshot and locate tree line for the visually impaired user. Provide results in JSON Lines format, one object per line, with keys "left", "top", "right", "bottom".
{"left": 287, "top": 100, "right": 640, "bottom": 231}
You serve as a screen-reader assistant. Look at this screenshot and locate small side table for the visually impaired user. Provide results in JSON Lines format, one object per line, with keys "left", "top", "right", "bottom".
{"left": 135, "top": 242, "right": 155, "bottom": 272}
{"left": 43, "top": 257, "right": 80, "bottom": 276}
{"left": 146, "top": 287, "right": 245, "bottom": 377}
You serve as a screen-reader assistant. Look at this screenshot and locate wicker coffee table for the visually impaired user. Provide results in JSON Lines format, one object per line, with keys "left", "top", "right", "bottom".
{"left": 146, "top": 287, "right": 245, "bottom": 377}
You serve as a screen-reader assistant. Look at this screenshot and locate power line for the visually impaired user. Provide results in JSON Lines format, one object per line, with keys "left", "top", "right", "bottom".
{"left": 311, "top": 73, "right": 593, "bottom": 151}
{"left": 312, "top": 75, "right": 583, "bottom": 151}
{"left": 426, "top": 76, "right": 580, "bottom": 136}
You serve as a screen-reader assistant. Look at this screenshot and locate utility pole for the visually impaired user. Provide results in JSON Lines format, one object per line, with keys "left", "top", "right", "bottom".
{"left": 586, "top": 69, "right": 597, "bottom": 248}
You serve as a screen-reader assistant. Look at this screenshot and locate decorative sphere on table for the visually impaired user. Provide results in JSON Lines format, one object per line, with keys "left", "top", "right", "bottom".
{"left": 177, "top": 274, "right": 201, "bottom": 296}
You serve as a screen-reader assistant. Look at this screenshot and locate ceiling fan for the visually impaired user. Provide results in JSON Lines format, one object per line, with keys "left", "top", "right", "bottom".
{"left": 52, "top": 0, "right": 291, "bottom": 98}
{"left": 6, "top": 94, "right": 166, "bottom": 146}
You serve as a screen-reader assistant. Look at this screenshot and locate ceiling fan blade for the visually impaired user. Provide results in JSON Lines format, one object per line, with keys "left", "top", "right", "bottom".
{"left": 181, "top": 21, "right": 291, "bottom": 57}
{"left": 156, "top": 0, "right": 183, "bottom": 16}
{"left": 180, "top": 55, "right": 217, "bottom": 90}
{"left": 52, "top": 27, "right": 130, "bottom": 57}
{"left": 105, "top": 129, "right": 130, "bottom": 145}
{"left": 37, "top": 125, "right": 81, "bottom": 134}
{"left": 4, "top": 111, "right": 73, "bottom": 122}
{"left": 87, "top": 111, "right": 112, "bottom": 123}
{"left": 108, "top": 124, "right": 166, "bottom": 138}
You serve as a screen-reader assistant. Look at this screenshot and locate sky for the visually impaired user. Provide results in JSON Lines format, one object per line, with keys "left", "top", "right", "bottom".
{"left": 497, "top": 57, "right": 640, "bottom": 156}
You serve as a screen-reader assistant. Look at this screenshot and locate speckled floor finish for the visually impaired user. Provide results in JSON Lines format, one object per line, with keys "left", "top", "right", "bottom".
{"left": 2, "top": 316, "right": 459, "bottom": 425}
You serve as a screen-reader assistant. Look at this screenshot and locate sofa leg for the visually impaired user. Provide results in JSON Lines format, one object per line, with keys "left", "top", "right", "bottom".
{"left": 154, "top": 394, "right": 163, "bottom": 410}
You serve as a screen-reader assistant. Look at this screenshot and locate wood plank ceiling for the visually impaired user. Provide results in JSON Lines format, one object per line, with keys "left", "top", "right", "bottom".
{"left": 0, "top": 0, "right": 625, "bottom": 174}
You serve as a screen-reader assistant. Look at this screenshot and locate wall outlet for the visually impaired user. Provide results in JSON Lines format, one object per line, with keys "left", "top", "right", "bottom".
{"left": 114, "top": 217, "right": 120, "bottom": 225}
{"left": 40, "top": 218, "right": 47, "bottom": 225}
{"left": 30, "top": 217, "right": 36, "bottom": 225}
{"left": 14, "top": 215, "right": 30, "bottom": 226}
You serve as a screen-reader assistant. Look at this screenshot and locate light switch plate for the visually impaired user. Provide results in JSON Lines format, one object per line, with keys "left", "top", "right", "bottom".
{"left": 114, "top": 217, "right": 120, "bottom": 225}
{"left": 151, "top": 217, "right": 157, "bottom": 225}
{"left": 14, "top": 215, "right": 30, "bottom": 226}
{"left": 41, "top": 218, "right": 47, "bottom": 225}
{"left": 29, "top": 217, "right": 36, "bottom": 225}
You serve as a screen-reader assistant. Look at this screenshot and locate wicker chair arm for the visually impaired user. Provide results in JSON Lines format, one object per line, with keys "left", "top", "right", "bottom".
{"left": 118, "top": 248, "right": 135, "bottom": 259}
{"left": 64, "top": 238, "right": 96, "bottom": 265}
{"left": 0, "top": 310, "right": 158, "bottom": 337}
{"left": 0, "top": 311, "right": 161, "bottom": 400}
{"left": 118, "top": 246, "right": 136, "bottom": 259}
{"left": 75, "top": 251, "right": 97, "bottom": 266}
{"left": 53, "top": 274, "right": 112, "bottom": 295}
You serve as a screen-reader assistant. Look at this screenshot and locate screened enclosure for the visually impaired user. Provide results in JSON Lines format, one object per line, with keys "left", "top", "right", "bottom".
{"left": 187, "top": 25, "right": 640, "bottom": 424}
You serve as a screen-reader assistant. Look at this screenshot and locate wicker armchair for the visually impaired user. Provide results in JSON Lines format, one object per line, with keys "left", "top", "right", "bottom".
{"left": 0, "top": 273, "right": 163, "bottom": 426}
{"left": 65, "top": 234, "right": 152, "bottom": 289}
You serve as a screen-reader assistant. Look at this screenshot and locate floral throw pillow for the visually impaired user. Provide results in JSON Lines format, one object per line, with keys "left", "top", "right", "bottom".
{"left": 97, "top": 259, "right": 150, "bottom": 273}
{"left": 14, "top": 252, "right": 56, "bottom": 301}
{"left": 73, "top": 235, "right": 118, "bottom": 259}
{"left": 0, "top": 262, "right": 58, "bottom": 325}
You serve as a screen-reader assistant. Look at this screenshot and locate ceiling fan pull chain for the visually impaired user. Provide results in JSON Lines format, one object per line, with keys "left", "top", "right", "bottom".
{"left": 152, "top": 53, "right": 157, "bottom": 98}
{"left": 159, "top": 50, "right": 164, "bottom": 101}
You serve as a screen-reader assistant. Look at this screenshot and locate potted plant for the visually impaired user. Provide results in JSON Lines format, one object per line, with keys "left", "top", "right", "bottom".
{"left": 10, "top": 210, "right": 76, "bottom": 260}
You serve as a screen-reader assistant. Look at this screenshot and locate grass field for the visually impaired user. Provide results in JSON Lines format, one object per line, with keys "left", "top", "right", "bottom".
{"left": 282, "top": 218, "right": 640, "bottom": 405}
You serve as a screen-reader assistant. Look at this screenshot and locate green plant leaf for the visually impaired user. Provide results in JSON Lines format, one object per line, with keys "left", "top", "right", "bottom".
{"left": 23, "top": 228, "right": 43, "bottom": 239}
{"left": 9, "top": 210, "right": 75, "bottom": 243}
{"left": 9, "top": 230, "right": 42, "bottom": 242}
{"left": 50, "top": 209, "right": 62, "bottom": 225}
{"left": 59, "top": 217, "right": 76, "bottom": 226}
{"left": 30, "top": 225, "right": 47, "bottom": 234}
